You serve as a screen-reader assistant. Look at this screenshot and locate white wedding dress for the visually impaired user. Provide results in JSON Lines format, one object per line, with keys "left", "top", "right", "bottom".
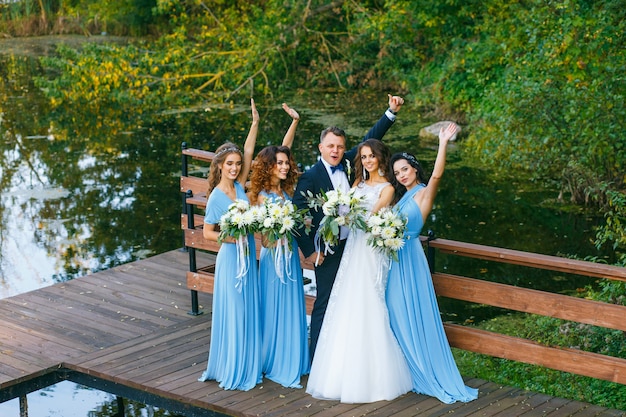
{"left": 306, "top": 181, "right": 412, "bottom": 403}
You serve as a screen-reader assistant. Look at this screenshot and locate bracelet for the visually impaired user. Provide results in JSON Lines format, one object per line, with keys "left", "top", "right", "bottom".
{"left": 389, "top": 108, "right": 398, "bottom": 115}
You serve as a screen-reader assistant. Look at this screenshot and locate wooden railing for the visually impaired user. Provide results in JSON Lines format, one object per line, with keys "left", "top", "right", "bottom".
{"left": 180, "top": 142, "right": 626, "bottom": 386}
{"left": 427, "top": 238, "right": 626, "bottom": 385}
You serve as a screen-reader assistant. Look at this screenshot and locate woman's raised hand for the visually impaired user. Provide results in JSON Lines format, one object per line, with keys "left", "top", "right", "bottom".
{"left": 251, "top": 98, "right": 260, "bottom": 124}
{"left": 282, "top": 103, "right": 300, "bottom": 121}
{"left": 280, "top": 102, "right": 300, "bottom": 148}
{"left": 439, "top": 122, "right": 459, "bottom": 143}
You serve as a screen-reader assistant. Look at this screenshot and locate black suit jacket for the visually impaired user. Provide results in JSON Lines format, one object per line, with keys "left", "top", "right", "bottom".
{"left": 293, "top": 111, "right": 395, "bottom": 257}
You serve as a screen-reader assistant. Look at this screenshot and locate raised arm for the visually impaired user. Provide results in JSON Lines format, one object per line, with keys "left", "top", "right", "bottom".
{"left": 388, "top": 94, "right": 404, "bottom": 114}
{"left": 237, "top": 98, "right": 259, "bottom": 184}
{"left": 363, "top": 94, "right": 404, "bottom": 141}
{"left": 415, "top": 122, "right": 459, "bottom": 220}
{"left": 346, "top": 95, "right": 405, "bottom": 163}
{"left": 281, "top": 103, "right": 300, "bottom": 148}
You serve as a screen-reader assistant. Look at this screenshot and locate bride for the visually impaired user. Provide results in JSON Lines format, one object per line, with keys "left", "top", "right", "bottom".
{"left": 306, "top": 139, "right": 412, "bottom": 403}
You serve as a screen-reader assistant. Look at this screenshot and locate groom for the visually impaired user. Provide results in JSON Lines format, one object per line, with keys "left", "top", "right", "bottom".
{"left": 293, "top": 94, "right": 405, "bottom": 360}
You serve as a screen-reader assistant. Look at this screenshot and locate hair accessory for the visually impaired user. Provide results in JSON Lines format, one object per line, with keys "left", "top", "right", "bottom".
{"left": 401, "top": 152, "right": 420, "bottom": 167}
{"left": 215, "top": 146, "right": 242, "bottom": 158}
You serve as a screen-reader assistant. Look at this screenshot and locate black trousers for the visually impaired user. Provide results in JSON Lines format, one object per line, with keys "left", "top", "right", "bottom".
{"left": 309, "top": 239, "right": 347, "bottom": 362}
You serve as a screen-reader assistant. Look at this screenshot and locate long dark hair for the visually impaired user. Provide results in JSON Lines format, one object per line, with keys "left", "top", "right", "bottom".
{"left": 389, "top": 152, "right": 428, "bottom": 204}
{"left": 353, "top": 139, "right": 391, "bottom": 184}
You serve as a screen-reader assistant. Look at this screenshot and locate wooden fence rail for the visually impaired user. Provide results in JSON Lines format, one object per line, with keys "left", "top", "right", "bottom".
{"left": 427, "top": 238, "right": 626, "bottom": 385}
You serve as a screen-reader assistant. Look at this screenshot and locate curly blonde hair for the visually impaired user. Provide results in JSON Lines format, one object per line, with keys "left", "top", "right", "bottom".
{"left": 249, "top": 146, "right": 299, "bottom": 205}
{"left": 207, "top": 142, "right": 243, "bottom": 194}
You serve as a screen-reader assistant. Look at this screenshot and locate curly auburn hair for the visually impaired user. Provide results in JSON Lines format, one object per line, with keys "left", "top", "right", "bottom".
{"left": 248, "top": 145, "right": 299, "bottom": 205}
{"left": 207, "top": 142, "right": 242, "bottom": 194}
{"left": 353, "top": 139, "right": 392, "bottom": 185}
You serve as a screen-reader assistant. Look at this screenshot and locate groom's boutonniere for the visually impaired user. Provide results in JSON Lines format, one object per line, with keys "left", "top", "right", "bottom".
{"left": 345, "top": 160, "right": 351, "bottom": 177}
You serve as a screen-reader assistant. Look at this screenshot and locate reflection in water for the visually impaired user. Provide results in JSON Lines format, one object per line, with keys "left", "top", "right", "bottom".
{"left": 0, "top": 381, "right": 115, "bottom": 416}
{"left": 0, "top": 380, "right": 174, "bottom": 416}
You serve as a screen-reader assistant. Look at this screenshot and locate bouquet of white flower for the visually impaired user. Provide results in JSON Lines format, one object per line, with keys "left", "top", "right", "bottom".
{"left": 256, "top": 198, "right": 311, "bottom": 282}
{"left": 365, "top": 207, "right": 407, "bottom": 262}
{"left": 303, "top": 188, "right": 367, "bottom": 255}
{"left": 258, "top": 199, "right": 311, "bottom": 248}
{"left": 217, "top": 199, "right": 263, "bottom": 290}
{"left": 218, "top": 199, "right": 262, "bottom": 243}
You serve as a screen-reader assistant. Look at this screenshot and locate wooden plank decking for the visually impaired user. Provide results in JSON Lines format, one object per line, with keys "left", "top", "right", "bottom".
{"left": 0, "top": 249, "right": 624, "bottom": 416}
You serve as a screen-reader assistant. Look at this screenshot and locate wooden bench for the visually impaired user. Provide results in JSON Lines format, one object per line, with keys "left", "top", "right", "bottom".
{"left": 180, "top": 143, "right": 316, "bottom": 315}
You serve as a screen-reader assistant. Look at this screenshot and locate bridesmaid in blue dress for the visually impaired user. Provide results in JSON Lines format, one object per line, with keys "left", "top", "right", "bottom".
{"left": 387, "top": 123, "right": 479, "bottom": 404}
{"left": 248, "top": 104, "right": 310, "bottom": 388}
{"left": 198, "top": 99, "right": 262, "bottom": 391}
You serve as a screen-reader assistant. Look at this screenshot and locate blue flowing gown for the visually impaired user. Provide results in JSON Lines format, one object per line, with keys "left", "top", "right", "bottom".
{"left": 198, "top": 181, "right": 262, "bottom": 391}
{"left": 386, "top": 184, "right": 478, "bottom": 403}
{"left": 258, "top": 191, "right": 310, "bottom": 388}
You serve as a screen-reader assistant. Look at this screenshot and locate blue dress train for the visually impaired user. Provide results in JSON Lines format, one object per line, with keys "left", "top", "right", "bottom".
{"left": 259, "top": 191, "right": 310, "bottom": 388}
{"left": 386, "top": 184, "right": 478, "bottom": 403}
{"left": 198, "top": 181, "right": 262, "bottom": 391}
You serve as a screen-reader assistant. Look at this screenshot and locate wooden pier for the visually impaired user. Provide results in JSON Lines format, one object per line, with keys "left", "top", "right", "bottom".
{"left": 0, "top": 249, "right": 624, "bottom": 416}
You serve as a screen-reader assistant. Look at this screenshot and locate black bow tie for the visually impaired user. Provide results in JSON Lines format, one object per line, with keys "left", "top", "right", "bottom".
{"left": 330, "top": 163, "right": 345, "bottom": 173}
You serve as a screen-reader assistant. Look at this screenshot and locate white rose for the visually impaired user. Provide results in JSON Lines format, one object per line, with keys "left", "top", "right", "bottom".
{"left": 322, "top": 201, "right": 334, "bottom": 216}
{"left": 235, "top": 200, "right": 249, "bottom": 211}
{"left": 368, "top": 215, "right": 384, "bottom": 227}
{"left": 338, "top": 193, "right": 351, "bottom": 206}
{"left": 326, "top": 190, "right": 339, "bottom": 202}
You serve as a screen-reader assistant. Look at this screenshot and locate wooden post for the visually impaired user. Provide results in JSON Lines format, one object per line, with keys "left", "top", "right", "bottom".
{"left": 180, "top": 142, "right": 189, "bottom": 251}
{"left": 115, "top": 396, "right": 125, "bottom": 416}
{"left": 427, "top": 229, "right": 436, "bottom": 273}
{"left": 19, "top": 395, "right": 28, "bottom": 417}
{"left": 186, "top": 190, "right": 202, "bottom": 316}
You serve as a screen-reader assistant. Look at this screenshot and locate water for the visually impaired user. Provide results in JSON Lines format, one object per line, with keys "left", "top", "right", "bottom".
{"left": 0, "top": 381, "right": 174, "bottom": 416}
{"left": 0, "top": 37, "right": 609, "bottom": 414}
{"left": 0, "top": 381, "right": 116, "bottom": 416}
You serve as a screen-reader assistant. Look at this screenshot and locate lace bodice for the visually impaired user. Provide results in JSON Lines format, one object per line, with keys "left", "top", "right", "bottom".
{"left": 352, "top": 181, "right": 390, "bottom": 214}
